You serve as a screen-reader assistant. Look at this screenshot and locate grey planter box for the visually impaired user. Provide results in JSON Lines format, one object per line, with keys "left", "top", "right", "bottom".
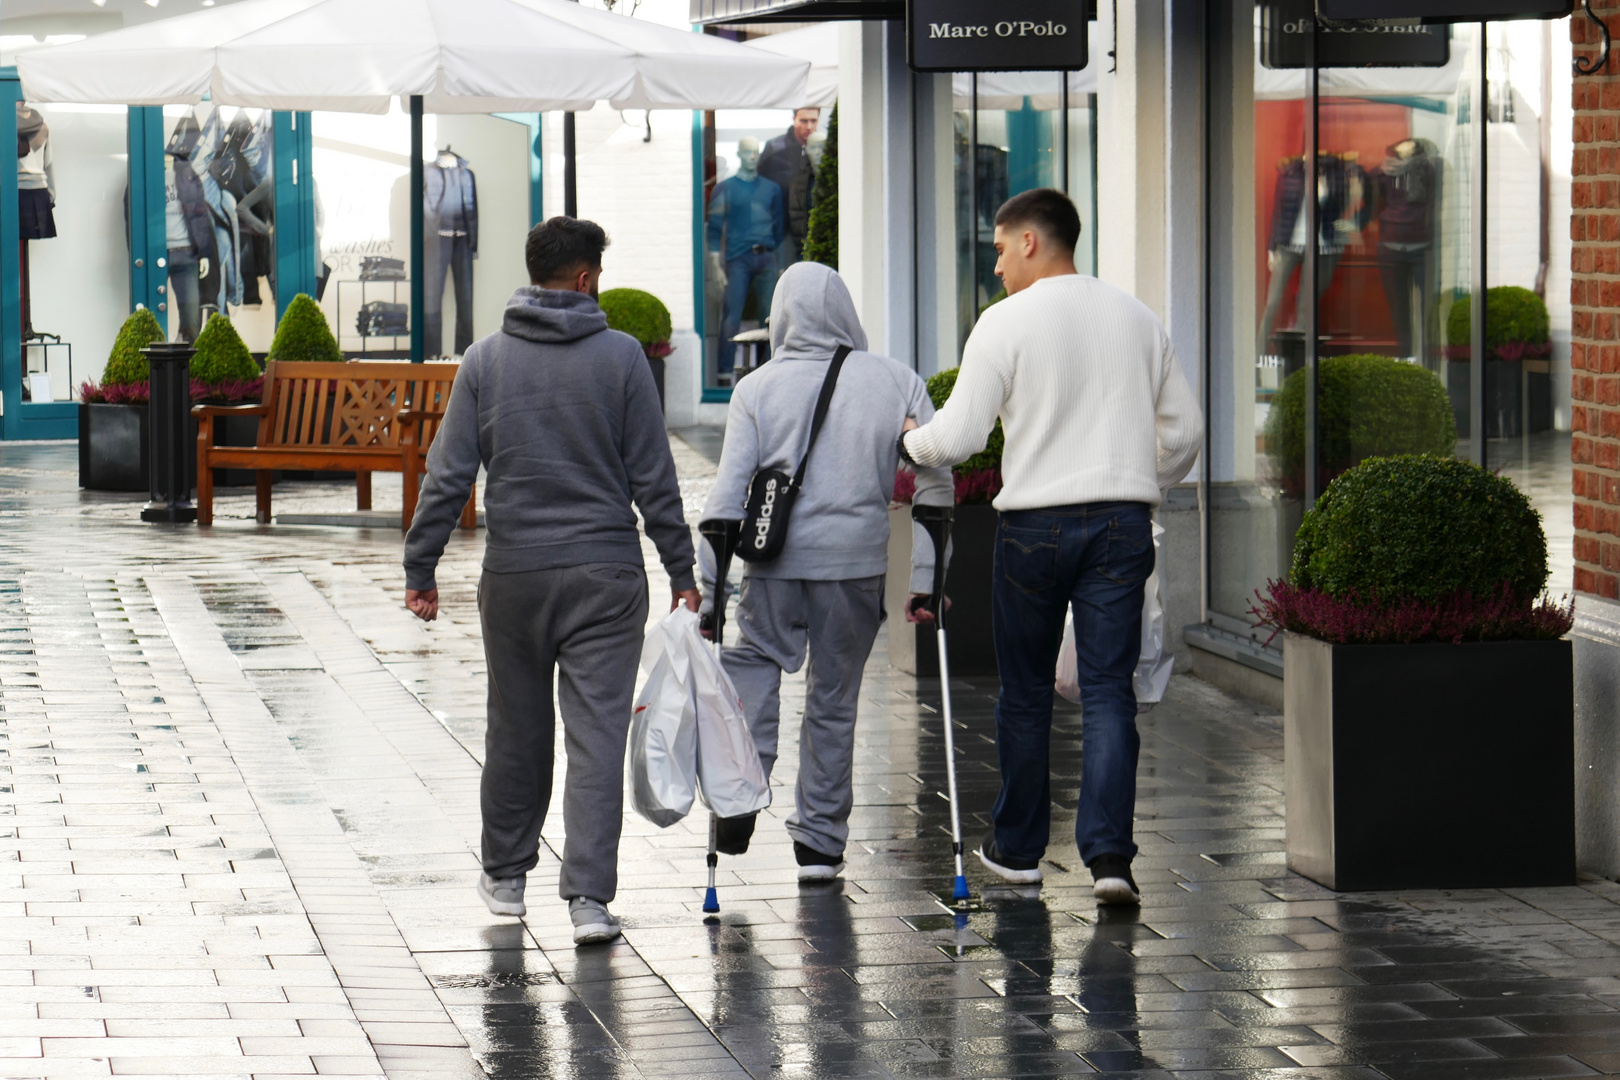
{"left": 1284, "top": 632, "right": 1575, "bottom": 891}
{"left": 885, "top": 502, "right": 999, "bottom": 678}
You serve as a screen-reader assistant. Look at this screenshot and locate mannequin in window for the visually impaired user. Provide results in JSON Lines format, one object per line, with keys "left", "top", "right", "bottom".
{"left": 212, "top": 112, "right": 274, "bottom": 308}
{"left": 1376, "top": 138, "right": 1440, "bottom": 359}
{"left": 1257, "top": 152, "right": 1365, "bottom": 355}
{"left": 424, "top": 147, "right": 477, "bottom": 357}
{"left": 706, "top": 137, "right": 783, "bottom": 383}
{"left": 16, "top": 103, "right": 56, "bottom": 345}
{"left": 166, "top": 114, "right": 220, "bottom": 343}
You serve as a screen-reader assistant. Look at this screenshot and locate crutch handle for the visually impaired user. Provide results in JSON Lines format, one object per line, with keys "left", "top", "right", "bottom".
{"left": 699, "top": 519, "right": 741, "bottom": 645}
{"left": 911, "top": 504, "right": 954, "bottom": 624}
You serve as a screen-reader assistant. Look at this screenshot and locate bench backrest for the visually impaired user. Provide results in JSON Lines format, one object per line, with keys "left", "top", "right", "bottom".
{"left": 258, "top": 361, "right": 459, "bottom": 450}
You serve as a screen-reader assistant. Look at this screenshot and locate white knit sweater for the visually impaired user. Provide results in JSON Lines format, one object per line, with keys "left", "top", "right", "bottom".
{"left": 904, "top": 274, "right": 1204, "bottom": 511}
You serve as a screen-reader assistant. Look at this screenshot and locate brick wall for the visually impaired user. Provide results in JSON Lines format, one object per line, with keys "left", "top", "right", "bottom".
{"left": 1572, "top": 0, "right": 1620, "bottom": 598}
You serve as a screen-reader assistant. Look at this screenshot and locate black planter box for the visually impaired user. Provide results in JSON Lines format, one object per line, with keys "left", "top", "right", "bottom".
{"left": 1284, "top": 633, "right": 1574, "bottom": 891}
{"left": 886, "top": 502, "right": 999, "bottom": 678}
{"left": 81, "top": 402, "right": 262, "bottom": 492}
{"left": 79, "top": 403, "right": 148, "bottom": 491}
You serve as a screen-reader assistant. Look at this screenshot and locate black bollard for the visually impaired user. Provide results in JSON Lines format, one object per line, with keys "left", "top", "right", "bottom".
{"left": 141, "top": 341, "right": 197, "bottom": 524}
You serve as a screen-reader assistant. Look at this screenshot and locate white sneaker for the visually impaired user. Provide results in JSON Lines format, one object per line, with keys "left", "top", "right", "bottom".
{"left": 478, "top": 873, "right": 526, "bottom": 917}
{"left": 794, "top": 840, "right": 845, "bottom": 881}
{"left": 569, "top": 897, "right": 623, "bottom": 945}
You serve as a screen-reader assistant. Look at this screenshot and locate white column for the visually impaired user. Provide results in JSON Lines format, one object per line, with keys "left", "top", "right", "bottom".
{"left": 838, "top": 21, "right": 889, "bottom": 352}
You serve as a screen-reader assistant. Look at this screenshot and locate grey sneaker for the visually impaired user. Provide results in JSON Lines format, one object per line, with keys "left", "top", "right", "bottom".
{"left": 478, "top": 873, "right": 526, "bottom": 917}
{"left": 569, "top": 896, "right": 622, "bottom": 945}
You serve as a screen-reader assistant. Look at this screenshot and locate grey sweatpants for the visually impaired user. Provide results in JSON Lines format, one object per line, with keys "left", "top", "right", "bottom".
{"left": 721, "top": 574, "right": 885, "bottom": 857}
{"left": 477, "top": 563, "right": 649, "bottom": 903}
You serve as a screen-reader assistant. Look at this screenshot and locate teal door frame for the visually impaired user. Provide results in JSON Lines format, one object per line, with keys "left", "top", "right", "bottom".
{"left": 128, "top": 106, "right": 167, "bottom": 333}
{"left": 272, "top": 111, "right": 317, "bottom": 319}
{"left": 0, "top": 68, "right": 75, "bottom": 440}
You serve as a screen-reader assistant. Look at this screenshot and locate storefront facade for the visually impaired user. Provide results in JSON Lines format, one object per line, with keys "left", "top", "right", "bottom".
{"left": 699, "top": 0, "right": 1614, "bottom": 874}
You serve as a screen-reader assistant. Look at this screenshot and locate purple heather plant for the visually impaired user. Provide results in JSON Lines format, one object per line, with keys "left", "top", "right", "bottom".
{"left": 1251, "top": 580, "right": 1573, "bottom": 647}
{"left": 891, "top": 466, "right": 1002, "bottom": 507}
{"left": 80, "top": 377, "right": 264, "bottom": 406}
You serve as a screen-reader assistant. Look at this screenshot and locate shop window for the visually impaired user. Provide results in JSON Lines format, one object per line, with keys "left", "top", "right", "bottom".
{"left": 1208, "top": 3, "right": 1572, "bottom": 627}
{"left": 161, "top": 104, "right": 277, "bottom": 353}
{"left": 952, "top": 71, "right": 1096, "bottom": 356}
{"left": 697, "top": 105, "right": 826, "bottom": 391}
{"left": 310, "top": 105, "right": 534, "bottom": 360}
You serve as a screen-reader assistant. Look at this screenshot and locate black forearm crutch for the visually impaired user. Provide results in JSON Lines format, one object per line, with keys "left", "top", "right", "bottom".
{"left": 912, "top": 503, "right": 969, "bottom": 904}
{"left": 697, "top": 519, "right": 740, "bottom": 915}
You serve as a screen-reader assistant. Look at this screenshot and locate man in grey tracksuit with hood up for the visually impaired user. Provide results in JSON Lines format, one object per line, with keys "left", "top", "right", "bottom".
{"left": 701, "top": 261, "right": 954, "bottom": 880}
{"left": 404, "top": 216, "right": 698, "bottom": 945}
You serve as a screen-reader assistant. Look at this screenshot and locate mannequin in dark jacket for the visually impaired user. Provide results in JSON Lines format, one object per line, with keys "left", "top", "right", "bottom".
{"left": 425, "top": 149, "right": 478, "bottom": 357}
{"left": 1257, "top": 152, "right": 1368, "bottom": 354}
{"left": 1376, "top": 138, "right": 1441, "bottom": 358}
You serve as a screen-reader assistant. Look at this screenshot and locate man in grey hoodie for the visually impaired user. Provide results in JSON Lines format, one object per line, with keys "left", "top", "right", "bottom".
{"left": 700, "top": 261, "right": 954, "bottom": 880}
{"left": 404, "top": 216, "right": 698, "bottom": 944}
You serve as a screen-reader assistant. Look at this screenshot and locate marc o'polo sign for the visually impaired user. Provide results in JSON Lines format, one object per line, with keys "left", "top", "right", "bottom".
{"left": 1318, "top": 0, "right": 1572, "bottom": 22}
{"left": 1264, "top": 0, "right": 1450, "bottom": 68}
{"left": 907, "top": 0, "right": 1088, "bottom": 73}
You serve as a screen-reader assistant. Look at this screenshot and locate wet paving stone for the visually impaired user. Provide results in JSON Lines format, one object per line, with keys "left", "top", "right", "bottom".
{"left": 3, "top": 441, "right": 1620, "bottom": 1078}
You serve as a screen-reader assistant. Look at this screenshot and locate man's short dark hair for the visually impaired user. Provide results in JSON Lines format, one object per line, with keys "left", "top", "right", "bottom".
{"left": 526, "top": 216, "right": 609, "bottom": 285}
{"left": 994, "top": 188, "right": 1082, "bottom": 254}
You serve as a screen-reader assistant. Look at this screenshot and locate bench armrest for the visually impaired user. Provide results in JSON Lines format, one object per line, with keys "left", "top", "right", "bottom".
{"left": 397, "top": 409, "right": 446, "bottom": 425}
{"left": 192, "top": 403, "right": 272, "bottom": 419}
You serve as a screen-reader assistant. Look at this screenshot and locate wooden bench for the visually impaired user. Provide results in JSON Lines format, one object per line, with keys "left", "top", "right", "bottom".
{"left": 194, "top": 360, "right": 476, "bottom": 530}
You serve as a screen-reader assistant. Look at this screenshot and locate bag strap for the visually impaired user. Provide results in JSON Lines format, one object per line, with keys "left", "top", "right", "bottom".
{"left": 789, "top": 344, "right": 852, "bottom": 491}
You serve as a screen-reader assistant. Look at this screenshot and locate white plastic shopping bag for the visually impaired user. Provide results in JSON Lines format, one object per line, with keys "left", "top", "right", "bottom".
{"left": 627, "top": 610, "right": 700, "bottom": 827}
{"left": 1056, "top": 523, "right": 1173, "bottom": 712}
{"left": 688, "top": 630, "right": 772, "bottom": 819}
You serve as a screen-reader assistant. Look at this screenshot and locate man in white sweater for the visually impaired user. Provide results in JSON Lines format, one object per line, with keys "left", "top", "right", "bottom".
{"left": 900, "top": 188, "right": 1203, "bottom": 905}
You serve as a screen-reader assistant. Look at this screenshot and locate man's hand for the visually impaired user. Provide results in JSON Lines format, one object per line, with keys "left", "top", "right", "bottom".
{"left": 903, "top": 417, "right": 920, "bottom": 433}
{"left": 406, "top": 587, "right": 439, "bottom": 622}
{"left": 905, "top": 593, "right": 951, "bottom": 625}
{"left": 673, "top": 588, "right": 701, "bottom": 613}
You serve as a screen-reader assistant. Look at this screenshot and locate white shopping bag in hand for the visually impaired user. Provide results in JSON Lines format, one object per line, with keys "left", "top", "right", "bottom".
{"left": 628, "top": 610, "right": 700, "bottom": 827}
{"left": 1057, "top": 523, "right": 1173, "bottom": 712}
{"left": 689, "top": 627, "right": 771, "bottom": 819}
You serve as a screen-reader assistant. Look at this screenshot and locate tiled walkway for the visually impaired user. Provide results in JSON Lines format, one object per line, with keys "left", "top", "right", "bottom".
{"left": 3, "top": 441, "right": 1620, "bottom": 1080}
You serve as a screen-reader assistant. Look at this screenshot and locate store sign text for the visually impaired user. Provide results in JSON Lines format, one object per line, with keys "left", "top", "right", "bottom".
{"left": 908, "top": 0, "right": 1087, "bottom": 72}
{"left": 1262, "top": 0, "right": 1450, "bottom": 68}
{"left": 928, "top": 21, "right": 1071, "bottom": 38}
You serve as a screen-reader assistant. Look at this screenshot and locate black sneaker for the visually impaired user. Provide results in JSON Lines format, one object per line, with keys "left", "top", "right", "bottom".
{"left": 793, "top": 840, "right": 845, "bottom": 881}
{"left": 975, "top": 830, "right": 1043, "bottom": 885}
{"left": 1089, "top": 853, "right": 1141, "bottom": 906}
{"left": 715, "top": 813, "right": 757, "bottom": 856}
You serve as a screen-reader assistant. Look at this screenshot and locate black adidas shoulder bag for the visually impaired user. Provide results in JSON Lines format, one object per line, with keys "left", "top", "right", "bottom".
{"left": 738, "top": 345, "right": 851, "bottom": 564}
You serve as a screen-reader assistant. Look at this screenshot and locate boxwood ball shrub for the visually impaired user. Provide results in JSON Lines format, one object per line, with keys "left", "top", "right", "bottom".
{"left": 1292, "top": 455, "right": 1547, "bottom": 603}
{"left": 190, "top": 313, "right": 260, "bottom": 386}
{"left": 1446, "top": 285, "right": 1550, "bottom": 351}
{"left": 103, "top": 308, "right": 165, "bottom": 386}
{"left": 268, "top": 293, "right": 344, "bottom": 365}
{"left": 916, "top": 367, "right": 1005, "bottom": 505}
{"left": 1252, "top": 455, "right": 1571, "bottom": 645}
{"left": 599, "top": 288, "right": 672, "bottom": 357}
{"left": 1265, "top": 353, "right": 1455, "bottom": 495}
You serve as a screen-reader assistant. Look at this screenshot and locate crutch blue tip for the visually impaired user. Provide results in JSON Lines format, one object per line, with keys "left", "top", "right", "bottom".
{"left": 702, "top": 887, "right": 719, "bottom": 913}
{"left": 952, "top": 875, "right": 970, "bottom": 902}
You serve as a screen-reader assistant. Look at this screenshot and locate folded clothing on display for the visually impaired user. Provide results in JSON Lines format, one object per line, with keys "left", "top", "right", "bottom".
{"left": 357, "top": 300, "right": 409, "bottom": 338}
{"left": 360, "top": 256, "right": 407, "bottom": 281}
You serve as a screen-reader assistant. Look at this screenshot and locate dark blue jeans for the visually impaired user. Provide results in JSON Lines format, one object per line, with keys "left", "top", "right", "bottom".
{"left": 718, "top": 250, "right": 779, "bottom": 373}
{"left": 990, "top": 501, "right": 1154, "bottom": 867}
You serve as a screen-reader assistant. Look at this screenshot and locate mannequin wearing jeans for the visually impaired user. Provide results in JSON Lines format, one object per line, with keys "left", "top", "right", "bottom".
{"left": 1376, "top": 139, "right": 1439, "bottom": 358}
{"left": 424, "top": 150, "right": 478, "bottom": 357}
{"left": 707, "top": 138, "right": 784, "bottom": 380}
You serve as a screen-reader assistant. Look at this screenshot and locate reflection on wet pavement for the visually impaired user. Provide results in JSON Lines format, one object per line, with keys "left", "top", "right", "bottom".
{"left": 2, "top": 441, "right": 1618, "bottom": 1080}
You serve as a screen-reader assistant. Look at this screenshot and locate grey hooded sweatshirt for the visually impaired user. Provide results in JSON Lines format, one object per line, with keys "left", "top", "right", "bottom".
{"left": 701, "top": 262, "right": 954, "bottom": 594}
{"left": 404, "top": 287, "right": 694, "bottom": 592}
